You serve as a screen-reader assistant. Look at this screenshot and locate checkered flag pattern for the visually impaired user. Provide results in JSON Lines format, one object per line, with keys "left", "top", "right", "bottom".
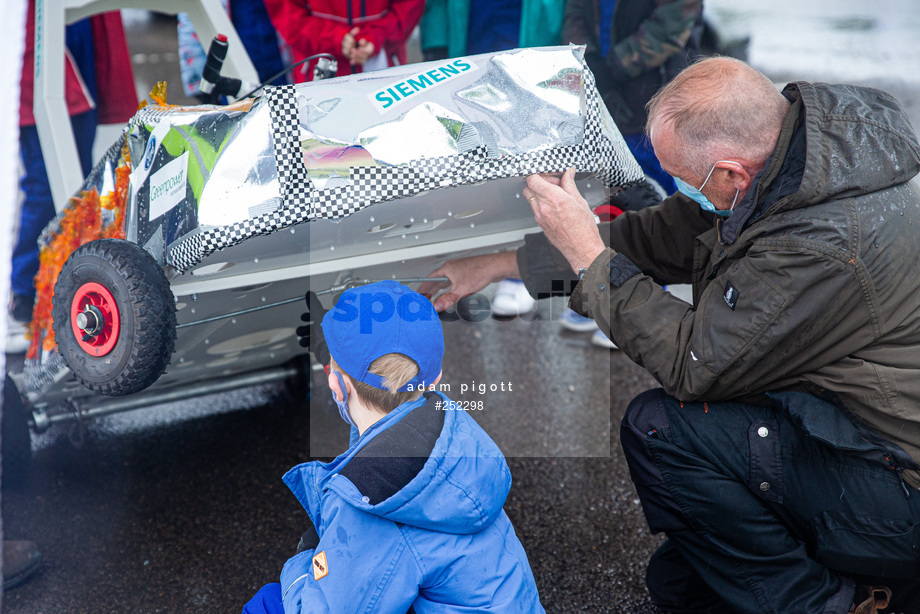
{"left": 308, "top": 147, "right": 493, "bottom": 220}
{"left": 578, "top": 59, "right": 644, "bottom": 187}
{"left": 167, "top": 86, "right": 315, "bottom": 271}
{"left": 129, "top": 106, "right": 176, "bottom": 133}
{"left": 266, "top": 85, "right": 313, "bottom": 211}
{"left": 166, "top": 54, "right": 644, "bottom": 272}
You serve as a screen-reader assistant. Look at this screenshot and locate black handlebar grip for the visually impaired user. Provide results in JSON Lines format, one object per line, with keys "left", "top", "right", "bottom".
{"left": 200, "top": 33, "right": 229, "bottom": 94}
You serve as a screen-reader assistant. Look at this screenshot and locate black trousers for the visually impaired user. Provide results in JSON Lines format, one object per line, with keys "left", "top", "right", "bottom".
{"left": 620, "top": 388, "right": 920, "bottom": 614}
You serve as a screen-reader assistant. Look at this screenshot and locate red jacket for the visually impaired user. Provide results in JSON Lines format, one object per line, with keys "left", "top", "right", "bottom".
{"left": 265, "top": 0, "right": 424, "bottom": 82}
{"left": 20, "top": 1, "right": 137, "bottom": 126}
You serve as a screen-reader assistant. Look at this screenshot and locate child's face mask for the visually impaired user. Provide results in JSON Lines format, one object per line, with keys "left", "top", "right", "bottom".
{"left": 332, "top": 371, "right": 356, "bottom": 428}
{"left": 673, "top": 161, "right": 739, "bottom": 217}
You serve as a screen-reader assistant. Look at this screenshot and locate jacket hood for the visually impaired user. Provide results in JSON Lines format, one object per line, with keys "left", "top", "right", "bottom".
{"left": 778, "top": 81, "right": 920, "bottom": 210}
{"left": 718, "top": 81, "right": 920, "bottom": 245}
{"left": 284, "top": 392, "right": 512, "bottom": 535}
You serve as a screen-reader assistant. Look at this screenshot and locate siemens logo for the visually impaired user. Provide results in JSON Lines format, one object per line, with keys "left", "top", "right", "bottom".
{"left": 368, "top": 58, "right": 478, "bottom": 113}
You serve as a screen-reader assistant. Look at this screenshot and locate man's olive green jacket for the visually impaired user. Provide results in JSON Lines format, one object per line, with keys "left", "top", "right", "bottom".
{"left": 518, "top": 81, "right": 920, "bottom": 485}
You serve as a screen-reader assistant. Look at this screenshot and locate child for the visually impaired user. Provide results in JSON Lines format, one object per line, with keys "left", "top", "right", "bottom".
{"left": 243, "top": 280, "right": 544, "bottom": 613}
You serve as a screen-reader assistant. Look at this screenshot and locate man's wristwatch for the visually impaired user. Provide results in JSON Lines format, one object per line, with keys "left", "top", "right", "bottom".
{"left": 577, "top": 267, "right": 589, "bottom": 280}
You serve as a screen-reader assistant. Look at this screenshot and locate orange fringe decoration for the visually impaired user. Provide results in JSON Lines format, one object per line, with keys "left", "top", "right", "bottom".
{"left": 27, "top": 145, "right": 131, "bottom": 359}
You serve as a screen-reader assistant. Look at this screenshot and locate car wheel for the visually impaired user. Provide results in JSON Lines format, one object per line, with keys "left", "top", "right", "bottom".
{"left": 53, "top": 239, "right": 176, "bottom": 396}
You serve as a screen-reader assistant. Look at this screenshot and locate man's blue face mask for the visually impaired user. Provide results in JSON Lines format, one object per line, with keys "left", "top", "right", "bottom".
{"left": 673, "top": 161, "right": 739, "bottom": 217}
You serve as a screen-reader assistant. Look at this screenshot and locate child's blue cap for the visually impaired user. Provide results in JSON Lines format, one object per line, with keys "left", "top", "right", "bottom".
{"left": 321, "top": 280, "right": 444, "bottom": 391}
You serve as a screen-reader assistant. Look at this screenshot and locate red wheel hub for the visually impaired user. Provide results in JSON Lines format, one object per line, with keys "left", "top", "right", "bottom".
{"left": 71, "top": 282, "right": 120, "bottom": 356}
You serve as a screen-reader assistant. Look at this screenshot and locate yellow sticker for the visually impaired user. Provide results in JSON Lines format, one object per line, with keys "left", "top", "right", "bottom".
{"left": 312, "top": 551, "right": 329, "bottom": 581}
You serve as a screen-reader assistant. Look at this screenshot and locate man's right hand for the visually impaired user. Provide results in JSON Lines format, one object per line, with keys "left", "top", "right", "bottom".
{"left": 418, "top": 251, "right": 520, "bottom": 312}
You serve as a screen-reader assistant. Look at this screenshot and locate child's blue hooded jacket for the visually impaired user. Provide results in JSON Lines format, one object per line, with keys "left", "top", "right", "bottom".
{"left": 279, "top": 391, "right": 544, "bottom": 613}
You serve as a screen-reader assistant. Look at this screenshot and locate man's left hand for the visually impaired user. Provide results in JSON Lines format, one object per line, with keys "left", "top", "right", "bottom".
{"left": 296, "top": 291, "right": 331, "bottom": 366}
{"left": 523, "top": 168, "right": 607, "bottom": 274}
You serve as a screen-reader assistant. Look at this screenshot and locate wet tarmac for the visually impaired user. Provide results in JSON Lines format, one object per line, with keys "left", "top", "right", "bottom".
{"left": 5, "top": 3, "right": 920, "bottom": 613}
{"left": 3, "top": 306, "right": 664, "bottom": 613}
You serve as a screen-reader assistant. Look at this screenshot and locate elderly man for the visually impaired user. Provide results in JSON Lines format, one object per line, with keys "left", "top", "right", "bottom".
{"left": 421, "top": 57, "right": 920, "bottom": 613}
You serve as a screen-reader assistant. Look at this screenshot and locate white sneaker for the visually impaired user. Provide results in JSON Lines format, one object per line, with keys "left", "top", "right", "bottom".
{"left": 558, "top": 308, "right": 599, "bottom": 332}
{"left": 5, "top": 319, "right": 30, "bottom": 354}
{"left": 491, "top": 279, "right": 536, "bottom": 316}
{"left": 591, "top": 328, "right": 618, "bottom": 350}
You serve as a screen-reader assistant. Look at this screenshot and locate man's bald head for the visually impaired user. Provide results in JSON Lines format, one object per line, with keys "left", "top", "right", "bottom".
{"left": 646, "top": 57, "right": 790, "bottom": 180}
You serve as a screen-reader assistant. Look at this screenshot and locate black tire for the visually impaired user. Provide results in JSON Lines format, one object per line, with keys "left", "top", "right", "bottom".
{"left": 52, "top": 239, "right": 176, "bottom": 396}
{"left": 2, "top": 374, "right": 32, "bottom": 489}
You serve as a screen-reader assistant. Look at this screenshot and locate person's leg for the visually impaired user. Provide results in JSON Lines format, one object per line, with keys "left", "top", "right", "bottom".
{"left": 71, "top": 109, "right": 97, "bottom": 177}
{"left": 620, "top": 388, "right": 850, "bottom": 612}
{"left": 230, "top": 0, "right": 287, "bottom": 86}
{"left": 65, "top": 19, "right": 97, "bottom": 103}
{"left": 645, "top": 539, "right": 733, "bottom": 613}
{"left": 622, "top": 132, "right": 676, "bottom": 195}
{"left": 241, "top": 583, "right": 284, "bottom": 614}
{"left": 491, "top": 278, "right": 536, "bottom": 317}
{"left": 12, "top": 111, "right": 96, "bottom": 304}
{"left": 620, "top": 388, "right": 920, "bottom": 613}
{"left": 12, "top": 125, "right": 56, "bottom": 303}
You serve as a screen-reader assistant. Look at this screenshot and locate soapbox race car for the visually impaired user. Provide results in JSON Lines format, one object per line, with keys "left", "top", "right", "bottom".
{"left": 11, "top": 45, "right": 642, "bottom": 466}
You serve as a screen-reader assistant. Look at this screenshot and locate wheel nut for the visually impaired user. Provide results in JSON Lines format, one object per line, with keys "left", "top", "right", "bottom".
{"left": 77, "top": 306, "right": 103, "bottom": 336}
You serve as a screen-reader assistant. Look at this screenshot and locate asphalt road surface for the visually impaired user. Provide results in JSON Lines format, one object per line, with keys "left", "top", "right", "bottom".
{"left": 3, "top": 308, "right": 664, "bottom": 613}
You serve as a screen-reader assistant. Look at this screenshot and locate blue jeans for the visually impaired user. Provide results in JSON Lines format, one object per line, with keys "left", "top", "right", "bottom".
{"left": 12, "top": 112, "right": 96, "bottom": 298}
{"left": 623, "top": 132, "right": 676, "bottom": 195}
{"left": 230, "top": 0, "right": 287, "bottom": 86}
{"left": 242, "top": 583, "right": 284, "bottom": 614}
{"left": 620, "top": 388, "right": 920, "bottom": 613}
{"left": 243, "top": 581, "right": 422, "bottom": 613}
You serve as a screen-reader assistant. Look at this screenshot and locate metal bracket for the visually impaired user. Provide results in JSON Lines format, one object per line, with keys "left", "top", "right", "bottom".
{"left": 31, "top": 404, "right": 50, "bottom": 434}
{"left": 66, "top": 398, "right": 86, "bottom": 448}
